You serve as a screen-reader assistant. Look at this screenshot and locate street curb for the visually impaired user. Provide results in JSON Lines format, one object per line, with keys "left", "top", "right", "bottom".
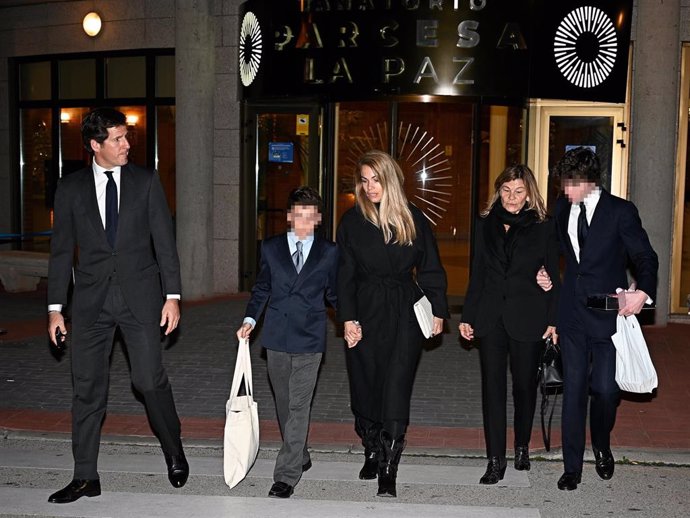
{"left": 4, "top": 428, "right": 690, "bottom": 466}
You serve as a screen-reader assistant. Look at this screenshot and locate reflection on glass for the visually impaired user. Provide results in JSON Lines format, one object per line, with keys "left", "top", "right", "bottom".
{"left": 157, "top": 106, "right": 176, "bottom": 215}
{"left": 20, "top": 109, "right": 53, "bottom": 251}
{"left": 59, "top": 107, "right": 90, "bottom": 179}
{"left": 156, "top": 55, "right": 175, "bottom": 98}
{"left": 679, "top": 117, "right": 690, "bottom": 310}
{"left": 256, "top": 113, "right": 308, "bottom": 239}
{"left": 59, "top": 59, "right": 96, "bottom": 99}
{"left": 546, "top": 116, "right": 613, "bottom": 213}
{"left": 334, "top": 102, "right": 389, "bottom": 226}
{"left": 20, "top": 62, "right": 51, "bottom": 101}
{"left": 106, "top": 57, "right": 146, "bottom": 98}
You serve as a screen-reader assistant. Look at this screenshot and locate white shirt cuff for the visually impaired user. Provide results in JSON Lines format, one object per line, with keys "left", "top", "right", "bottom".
{"left": 48, "top": 304, "right": 63, "bottom": 313}
{"left": 243, "top": 317, "right": 256, "bottom": 328}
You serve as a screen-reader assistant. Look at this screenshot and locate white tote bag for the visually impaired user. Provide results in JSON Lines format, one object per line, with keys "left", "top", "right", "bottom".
{"left": 223, "top": 338, "right": 260, "bottom": 488}
{"left": 610, "top": 315, "right": 658, "bottom": 393}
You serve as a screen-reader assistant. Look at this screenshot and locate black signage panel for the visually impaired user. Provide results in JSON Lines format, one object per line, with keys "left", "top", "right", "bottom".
{"left": 239, "top": 0, "right": 632, "bottom": 103}
{"left": 528, "top": 1, "right": 633, "bottom": 102}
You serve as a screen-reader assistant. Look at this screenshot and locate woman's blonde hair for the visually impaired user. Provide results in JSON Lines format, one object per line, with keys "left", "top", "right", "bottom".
{"left": 355, "top": 150, "right": 417, "bottom": 245}
{"left": 481, "top": 164, "right": 547, "bottom": 221}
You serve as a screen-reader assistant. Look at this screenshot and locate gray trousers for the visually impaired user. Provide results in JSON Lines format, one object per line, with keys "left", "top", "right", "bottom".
{"left": 266, "top": 349, "right": 322, "bottom": 486}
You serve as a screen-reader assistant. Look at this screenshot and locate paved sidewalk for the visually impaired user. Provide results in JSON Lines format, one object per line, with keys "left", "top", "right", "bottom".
{"left": 1, "top": 285, "right": 689, "bottom": 462}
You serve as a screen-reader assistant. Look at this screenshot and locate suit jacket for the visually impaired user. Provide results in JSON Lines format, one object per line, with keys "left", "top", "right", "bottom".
{"left": 462, "top": 213, "right": 560, "bottom": 342}
{"left": 244, "top": 233, "right": 338, "bottom": 353}
{"left": 48, "top": 164, "right": 181, "bottom": 327}
{"left": 555, "top": 190, "right": 658, "bottom": 337}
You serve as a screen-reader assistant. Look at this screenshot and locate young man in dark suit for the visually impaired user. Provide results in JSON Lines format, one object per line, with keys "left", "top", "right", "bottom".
{"left": 550, "top": 147, "right": 658, "bottom": 491}
{"left": 236, "top": 186, "right": 338, "bottom": 499}
{"left": 47, "top": 108, "right": 187, "bottom": 503}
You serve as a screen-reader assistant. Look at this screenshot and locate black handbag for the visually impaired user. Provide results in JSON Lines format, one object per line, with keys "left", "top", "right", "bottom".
{"left": 537, "top": 336, "right": 563, "bottom": 451}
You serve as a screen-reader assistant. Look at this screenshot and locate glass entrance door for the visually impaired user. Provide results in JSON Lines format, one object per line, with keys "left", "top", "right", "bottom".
{"left": 332, "top": 100, "right": 525, "bottom": 299}
{"left": 240, "top": 103, "right": 322, "bottom": 289}
{"left": 528, "top": 101, "right": 628, "bottom": 211}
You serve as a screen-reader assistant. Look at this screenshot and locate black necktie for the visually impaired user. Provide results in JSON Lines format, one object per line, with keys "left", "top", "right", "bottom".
{"left": 104, "top": 170, "right": 118, "bottom": 248}
{"left": 577, "top": 202, "right": 588, "bottom": 251}
{"left": 292, "top": 241, "right": 303, "bottom": 274}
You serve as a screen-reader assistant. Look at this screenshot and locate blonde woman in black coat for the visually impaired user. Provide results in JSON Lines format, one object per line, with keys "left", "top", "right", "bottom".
{"left": 459, "top": 165, "right": 559, "bottom": 484}
{"left": 337, "top": 150, "right": 449, "bottom": 497}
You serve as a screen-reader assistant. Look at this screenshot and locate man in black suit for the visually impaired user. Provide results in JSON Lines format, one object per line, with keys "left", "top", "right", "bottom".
{"left": 236, "top": 186, "right": 338, "bottom": 499}
{"left": 47, "top": 108, "right": 188, "bottom": 503}
{"left": 550, "top": 147, "right": 658, "bottom": 491}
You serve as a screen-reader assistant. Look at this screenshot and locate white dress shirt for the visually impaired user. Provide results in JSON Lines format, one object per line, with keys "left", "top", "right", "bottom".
{"left": 567, "top": 187, "right": 601, "bottom": 263}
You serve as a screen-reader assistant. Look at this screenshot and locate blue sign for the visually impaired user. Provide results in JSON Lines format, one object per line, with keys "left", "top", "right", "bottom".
{"left": 268, "top": 142, "right": 294, "bottom": 163}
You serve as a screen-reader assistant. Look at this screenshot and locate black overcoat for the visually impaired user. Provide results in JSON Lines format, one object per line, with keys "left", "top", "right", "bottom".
{"left": 336, "top": 203, "right": 449, "bottom": 425}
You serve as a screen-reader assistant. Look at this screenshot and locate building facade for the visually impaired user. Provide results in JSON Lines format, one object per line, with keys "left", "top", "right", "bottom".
{"left": 0, "top": 0, "right": 688, "bottom": 324}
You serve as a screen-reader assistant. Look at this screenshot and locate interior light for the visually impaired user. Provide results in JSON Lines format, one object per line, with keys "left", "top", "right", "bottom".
{"left": 126, "top": 114, "right": 139, "bottom": 126}
{"left": 60, "top": 111, "right": 71, "bottom": 123}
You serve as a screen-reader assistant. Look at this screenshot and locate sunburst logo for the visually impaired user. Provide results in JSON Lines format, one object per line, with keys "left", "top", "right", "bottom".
{"left": 239, "top": 12, "right": 262, "bottom": 87}
{"left": 554, "top": 6, "right": 617, "bottom": 88}
{"left": 345, "top": 123, "right": 452, "bottom": 226}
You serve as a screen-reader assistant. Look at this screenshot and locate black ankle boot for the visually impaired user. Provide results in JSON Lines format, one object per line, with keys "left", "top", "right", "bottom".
{"left": 479, "top": 456, "right": 507, "bottom": 484}
{"left": 359, "top": 425, "right": 381, "bottom": 480}
{"left": 359, "top": 449, "right": 378, "bottom": 480}
{"left": 514, "top": 446, "right": 530, "bottom": 471}
{"left": 377, "top": 431, "right": 406, "bottom": 497}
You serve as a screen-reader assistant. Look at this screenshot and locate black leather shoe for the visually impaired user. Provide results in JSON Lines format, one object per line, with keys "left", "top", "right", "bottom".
{"left": 302, "top": 459, "right": 312, "bottom": 472}
{"left": 268, "top": 481, "right": 294, "bottom": 498}
{"left": 48, "top": 479, "right": 101, "bottom": 504}
{"left": 593, "top": 447, "right": 615, "bottom": 480}
{"left": 359, "top": 450, "right": 378, "bottom": 480}
{"left": 165, "top": 449, "right": 189, "bottom": 488}
{"left": 557, "top": 471, "right": 582, "bottom": 491}
{"left": 514, "top": 446, "right": 530, "bottom": 471}
{"left": 479, "top": 457, "right": 507, "bottom": 484}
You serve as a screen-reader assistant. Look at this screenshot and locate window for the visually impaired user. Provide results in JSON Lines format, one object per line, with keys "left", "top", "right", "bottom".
{"left": 14, "top": 50, "right": 175, "bottom": 249}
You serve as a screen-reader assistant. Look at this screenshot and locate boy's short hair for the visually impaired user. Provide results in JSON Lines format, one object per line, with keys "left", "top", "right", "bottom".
{"left": 287, "top": 186, "right": 322, "bottom": 212}
{"left": 551, "top": 146, "right": 602, "bottom": 185}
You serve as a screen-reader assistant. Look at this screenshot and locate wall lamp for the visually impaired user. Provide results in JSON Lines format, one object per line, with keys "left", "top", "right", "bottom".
{"left": 83, "top": 12, "right": 102, "bottom": 37}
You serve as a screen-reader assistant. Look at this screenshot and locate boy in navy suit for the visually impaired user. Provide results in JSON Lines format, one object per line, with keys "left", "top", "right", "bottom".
{"left": 236, "top": 186, "right": 338, "bottom": 498}
{"left": 548, "top": 147, "right": 658, "bottom": 491}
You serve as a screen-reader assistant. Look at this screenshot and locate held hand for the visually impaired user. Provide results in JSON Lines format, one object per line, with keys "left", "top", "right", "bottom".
{"left": 236, "top": 322, "right": 253, "bottom": 341}
{"left": 536, "top": 266, "right": 553, "bottom": 292}
{"left": 160, "top": 299, "right": 180, "bottom": 336}
{"left": 431, "top": 316, "right": 443, "bottom": 337}
{"left": 458, "top": 322, "right": 474, "bottom": 341}
{"left": 48, "top": 311, "right": 66, "bottom": 346}
{"left": 618, "top": 290, "right": 649, "bottom": 317}
{"left": 344, "top": 320, "right": 362, "bottom": 348}
{"left": 542, "top": 325, "right": 558, "bottom": 345}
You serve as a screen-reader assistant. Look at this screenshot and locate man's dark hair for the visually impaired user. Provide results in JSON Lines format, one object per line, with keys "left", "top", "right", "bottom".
{"left": 287, "top": 186, "right": 322, "bottom": 212}
{"left": 81, "top": 108, "right": 127, "bottom": 155}
{"left": 551, "top": 146, "right": 602, "bottom": 184}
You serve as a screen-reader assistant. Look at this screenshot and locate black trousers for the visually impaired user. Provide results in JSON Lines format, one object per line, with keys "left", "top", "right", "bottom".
{"left": 478, "top": 319, "right": 544, "bottom": 460}
{"left": 560, "top": 320, "right": 620, "bottom": 473}
{"left": 70, "top": 283, "right": 181, "bottom": 479}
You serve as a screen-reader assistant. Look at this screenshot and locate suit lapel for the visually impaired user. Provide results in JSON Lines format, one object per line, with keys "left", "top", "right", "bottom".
{"left": 581, "top": 189, "right": 610, "bottom": 258}
{"left": 277, "top": 235, "right": 299, "bottom": 281}
{"left": 557, "top": 197, "right": 577, "bottom": 261}
{"left": 116, "top": 165, "right": 136, "bottom": 247}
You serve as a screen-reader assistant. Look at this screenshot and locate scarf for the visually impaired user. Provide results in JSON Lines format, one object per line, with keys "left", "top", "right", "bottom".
{"left": 485, "top": 203, "right": 538, "bottom": 271}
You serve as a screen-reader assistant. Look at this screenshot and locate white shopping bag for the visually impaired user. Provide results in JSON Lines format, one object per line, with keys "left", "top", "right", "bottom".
{"left": 223, "top": 338, "right": 260, "bottom": 488}
{"left": 610, "top": 315, "right": 658, "bottom": 393}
